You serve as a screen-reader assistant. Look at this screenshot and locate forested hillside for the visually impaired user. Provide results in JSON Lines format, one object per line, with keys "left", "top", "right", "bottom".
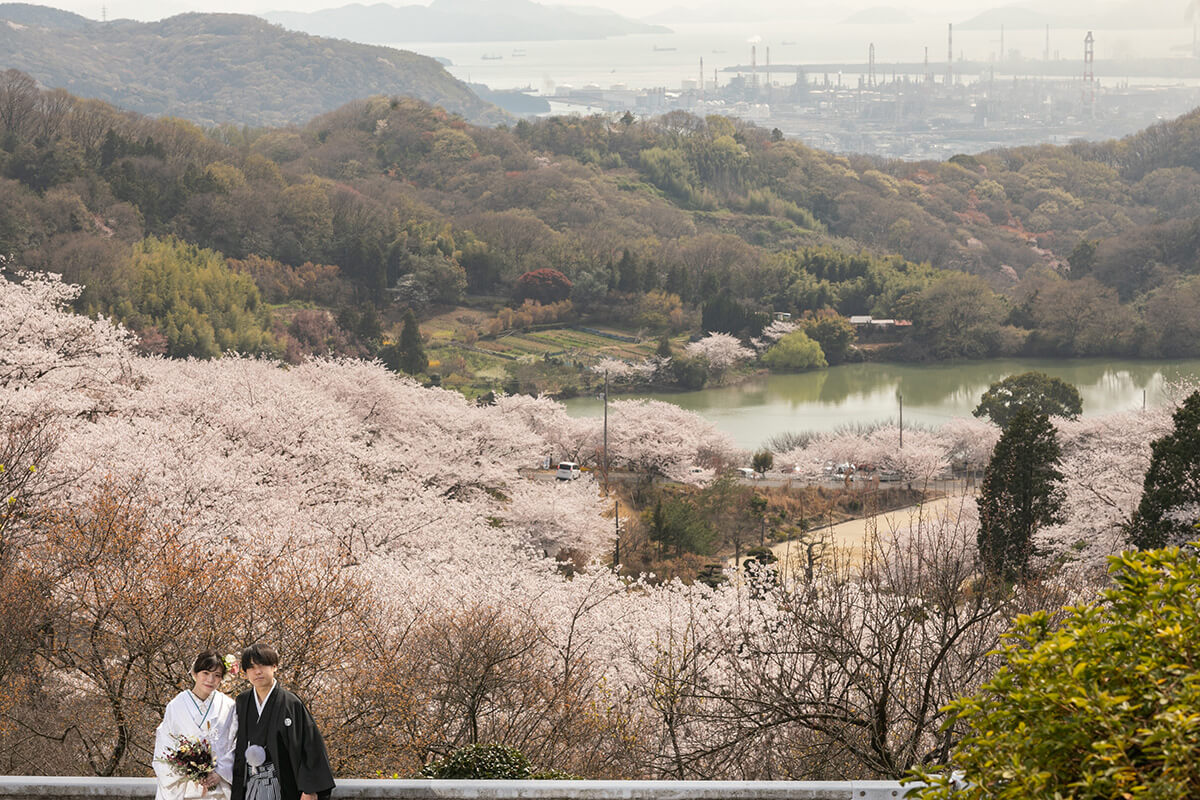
{"left": 0, "top": 4, "right": 502, "bottom": 126}
{"left": 3, "top": 68, "right": 1200, "bottom": 372}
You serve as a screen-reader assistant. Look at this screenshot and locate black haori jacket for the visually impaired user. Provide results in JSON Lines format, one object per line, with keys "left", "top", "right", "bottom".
{"left": 231, "top": 685, "right": 335, "bottom": 800}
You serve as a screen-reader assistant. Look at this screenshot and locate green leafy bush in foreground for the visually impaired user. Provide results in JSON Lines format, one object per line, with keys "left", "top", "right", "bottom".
{"left": 906, "top": 544, "right": 1200, "bottom": 799}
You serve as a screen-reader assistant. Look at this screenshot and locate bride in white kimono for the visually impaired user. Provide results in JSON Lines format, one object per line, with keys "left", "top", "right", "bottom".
{"left": 153, "top": 651, "right": 239, "bottom": 800}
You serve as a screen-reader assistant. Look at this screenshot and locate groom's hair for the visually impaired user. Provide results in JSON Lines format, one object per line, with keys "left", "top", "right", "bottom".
{"left": 192, "top": 650, "right": 227, "bottom": 677}
{"left": 240, "top": 642, "right": 280, "bottom": 672}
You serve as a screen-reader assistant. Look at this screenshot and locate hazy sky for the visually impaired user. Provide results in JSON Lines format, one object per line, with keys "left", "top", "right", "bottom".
{"left": 34, "top": 0, "right": 1136, "bottom": 24}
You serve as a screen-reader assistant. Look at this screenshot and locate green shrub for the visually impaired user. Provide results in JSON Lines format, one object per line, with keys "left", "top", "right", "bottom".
{"left": 761, "top": 330, "right": 827, "bottom": 372}
{"left": 420, "top": 743, "right": 581, "bottom": 781}
{"left": 421, "top": 743, "right": 532, "bottom": 779}
{"left": 906, "top": 544, "right": 1200, "bottom": 799}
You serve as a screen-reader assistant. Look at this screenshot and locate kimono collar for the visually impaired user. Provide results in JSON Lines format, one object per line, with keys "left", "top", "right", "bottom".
{"left": 248, "top": 683, "right": 283, "bottom": 748}
{"left": 254, "top": 681, "right": 277, "bottom": 717}
{"left": 187, "top": 690, "right": 214, "bottom": 728}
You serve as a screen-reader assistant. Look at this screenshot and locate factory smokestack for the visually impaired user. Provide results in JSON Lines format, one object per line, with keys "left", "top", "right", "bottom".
{"left": 946, "top": 23, "right": 953, "bottom": 85}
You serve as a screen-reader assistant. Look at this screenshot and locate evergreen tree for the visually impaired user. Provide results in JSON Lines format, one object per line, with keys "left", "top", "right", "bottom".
{"left": 1127, "top": 390, "right": 1200, "bottom": 550}
{"left": 973, "top": 371, "right": 1083, "bottom": 427}
{"left": 616, "top": 249, "right": 640, "bottom": 293}
{"left": 655, "top": 334, "right": 672, "bottom": 358}
{"left": 398, "top": 309, "right": 427, "bottom": 375}
{"left": 701, "top": 289, "right": 747, "bottom": 335}
{"left": 381, "top": 310, "right": 427, "bottom": 375}
{"left": 644, "top": 496, "right": 715, "bottom": 556}
{"left": 977, "top": 406, "right": 1065, "bottom": 582}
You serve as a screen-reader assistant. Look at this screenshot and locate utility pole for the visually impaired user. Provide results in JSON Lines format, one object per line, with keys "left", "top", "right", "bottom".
{"left": 1084, "top": 31, "right": 1095, "bottom": 117}
{"left": 602, "top": 370, "right": 609, "bottom": 494}
{"left": 946, "top": 23, "right": 953, "bottom": 86}
{"left": 898, "top": 391, "right": 904, "bottom": 449}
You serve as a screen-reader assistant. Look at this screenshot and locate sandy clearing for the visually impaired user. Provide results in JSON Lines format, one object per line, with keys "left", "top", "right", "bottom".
{"left": 729, "top": 492, "right": 974, "bottom": 574}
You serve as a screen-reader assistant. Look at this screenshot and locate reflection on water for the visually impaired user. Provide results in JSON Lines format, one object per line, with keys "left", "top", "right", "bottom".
{"left": 562, "top": 358, "right": 1200, "bottom": 450}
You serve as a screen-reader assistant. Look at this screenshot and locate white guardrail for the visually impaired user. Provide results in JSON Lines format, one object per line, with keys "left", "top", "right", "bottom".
{"left": 0, "top": 777, "right": 913, "bottom": 800}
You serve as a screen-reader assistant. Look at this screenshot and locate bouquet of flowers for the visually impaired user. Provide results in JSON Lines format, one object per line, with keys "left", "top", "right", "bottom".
{"left": 157, "top": 735, "right": 214, "bottom": 783}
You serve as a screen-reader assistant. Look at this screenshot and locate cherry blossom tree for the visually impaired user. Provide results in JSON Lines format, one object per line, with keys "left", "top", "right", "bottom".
{"left": 1035, "top": 407, "right": 1176, "bottom": 573}
{"left": 0, "top": 266, "right": 134, "bottom": 399}
{"left": 778, "top": 429, "right": 889, "bottom": 480}
{"left": 750, "top": 319, "right": 798, "bottom": 352}
{"left": 606, "top": 399, "right": 741, "bottom": 480}
{"left": 684, "top": 333, "right": 754, "bottom": 382}
{"left": 591, "top": 357, "right": 669, "bottom": 386}
{"left": 871, "top": 427, "right": 950, "bottom": 486}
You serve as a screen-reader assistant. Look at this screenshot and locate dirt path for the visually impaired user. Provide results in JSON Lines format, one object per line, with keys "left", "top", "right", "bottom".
{"left": 728, "top": 492, "right": 971, "bottom": 573}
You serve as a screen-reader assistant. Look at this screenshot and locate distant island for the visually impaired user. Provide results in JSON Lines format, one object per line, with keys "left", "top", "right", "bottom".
{"left": 957, "top": 0, "right": 1184, "bottom": 30}
{"left": 263, "top": 0, "right": 671, "bottom": 44}
{"left": 0, "top": 3, "right": 504, "bottom": 126}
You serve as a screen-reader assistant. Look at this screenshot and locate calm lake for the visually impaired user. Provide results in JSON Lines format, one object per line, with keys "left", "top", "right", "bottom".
{"left": 561, "top": 359, "right": 1200, "bottom": 450}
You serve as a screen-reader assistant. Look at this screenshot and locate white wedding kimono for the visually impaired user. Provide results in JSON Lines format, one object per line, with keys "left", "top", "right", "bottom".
{"left": 153, "top": 689, "right": 238, "bottom": 800}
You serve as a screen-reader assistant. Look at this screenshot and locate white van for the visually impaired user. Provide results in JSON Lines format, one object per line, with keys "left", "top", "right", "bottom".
{"left": 556, "top": 461, "right": 581, "bottom": 481}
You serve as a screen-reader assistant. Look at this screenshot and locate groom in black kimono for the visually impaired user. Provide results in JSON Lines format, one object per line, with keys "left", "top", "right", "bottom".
{"left": 231, "top": 643, "right": 335, "bottom": 800}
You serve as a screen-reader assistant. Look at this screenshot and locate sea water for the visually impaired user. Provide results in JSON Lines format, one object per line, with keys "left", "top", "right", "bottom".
{"left": 387, "top": 20, "right": 1192, "bottom": 94}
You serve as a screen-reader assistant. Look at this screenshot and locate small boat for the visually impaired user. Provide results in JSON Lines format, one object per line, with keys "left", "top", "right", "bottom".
{"left": 481, "top": 53, "right": 503, "bottom": 60}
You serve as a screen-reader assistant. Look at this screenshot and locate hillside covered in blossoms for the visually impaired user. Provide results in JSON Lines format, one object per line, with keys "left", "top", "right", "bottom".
{"left": 2, "top": 266, "right": 1194, "bottom": 782}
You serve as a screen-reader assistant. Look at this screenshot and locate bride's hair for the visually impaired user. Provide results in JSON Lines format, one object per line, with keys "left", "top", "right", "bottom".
{"left": 192, "top": 650, "right": 227, "bottom": 677}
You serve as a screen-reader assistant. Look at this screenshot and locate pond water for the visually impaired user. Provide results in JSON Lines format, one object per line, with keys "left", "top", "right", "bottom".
{"left": 561, "top": 358, "right": 1200, "bottom": 450}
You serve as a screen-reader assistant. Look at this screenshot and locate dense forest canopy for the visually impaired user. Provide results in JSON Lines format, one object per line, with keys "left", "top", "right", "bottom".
{"left": 3, "top": 66, "right": 1200, "bottom": 365}
{"left": 0, "top": 4, "right": 503, "bottom": 126}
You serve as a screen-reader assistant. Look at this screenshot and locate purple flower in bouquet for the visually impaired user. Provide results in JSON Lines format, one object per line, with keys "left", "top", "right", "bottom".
{"left": 157, "top": 735, "right": 214, "bottom": 783}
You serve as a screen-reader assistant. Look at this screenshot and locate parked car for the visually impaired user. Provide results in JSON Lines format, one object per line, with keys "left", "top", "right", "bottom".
{"left": 556, "top": 461, "right": 581, "bottom": 481}
{"left": 736, "top": 467, "right": 758, "bottom": 479}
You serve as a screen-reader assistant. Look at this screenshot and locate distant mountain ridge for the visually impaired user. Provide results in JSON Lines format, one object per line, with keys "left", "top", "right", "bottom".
{"left": 262, "top": 0, "right": 671, "bottom": 43}
{"left": 0, "top": 3, "right": 504, "bottom": 127}
{"left": 957, "top": 0, "right": 1188, "bottom": 29}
